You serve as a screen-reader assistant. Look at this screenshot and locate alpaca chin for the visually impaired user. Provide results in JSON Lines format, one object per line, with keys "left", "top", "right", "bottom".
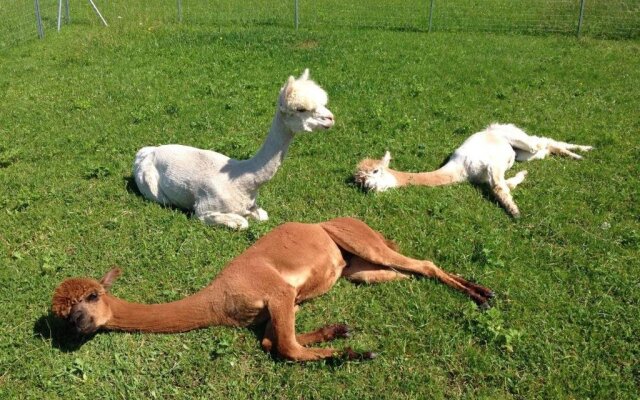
{"left": 366, "top": 174, "right": 397, "bottom": 192}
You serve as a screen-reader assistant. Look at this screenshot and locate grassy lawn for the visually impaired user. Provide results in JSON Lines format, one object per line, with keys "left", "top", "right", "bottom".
{"left": 0, "top": 5, "right": 639, "bottom": 399}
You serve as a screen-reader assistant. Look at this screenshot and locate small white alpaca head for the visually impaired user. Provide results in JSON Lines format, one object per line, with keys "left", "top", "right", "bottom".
{"left": 354, "top": 151, "right": 397, "bottom": 192}
{"left": 278, "top": 69, "right": 334, "bottom": 133}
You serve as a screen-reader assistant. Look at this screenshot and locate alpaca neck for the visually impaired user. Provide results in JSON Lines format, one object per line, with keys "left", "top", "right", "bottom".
{"left": 241, "top": 111, "right": 294, "bottom": 187}
{"left": 389, "top": 162, "right": 462, "bottom": 187}
{"left": 104, "top": 285, "right": 229, "bottom": 333}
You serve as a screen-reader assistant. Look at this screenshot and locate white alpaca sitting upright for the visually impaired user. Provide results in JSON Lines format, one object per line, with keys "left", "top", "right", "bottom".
{"left": 133, "top": 69, "right": 334, "bottom": 229}
{"left": 354, "top": 123, "right": 592, "bottom": 218}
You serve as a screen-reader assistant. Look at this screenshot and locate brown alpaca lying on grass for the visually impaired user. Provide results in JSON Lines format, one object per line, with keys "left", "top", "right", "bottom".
{"left": 52, "top": 217, "right": 493, "bottom": 362}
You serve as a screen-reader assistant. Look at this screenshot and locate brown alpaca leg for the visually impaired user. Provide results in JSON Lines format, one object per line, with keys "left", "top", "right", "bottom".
{"left": 266, "top": 288, "right": 339, "bottom": 361}
{"left": 443, "top": 271, "right": 495, "bottom": 300}
{"left": 322, "top": 218, "right": 493, "bottom": 305}
{"left": 343, "top": 257, "right": 492, "bottom": 303}
{"left": 261, "top": 305, "right": 350, "bottom": 353}
{"left": 262, "top": 320, "right": 350, "bottom": 351}
{"left": 356, "top": 246, "right": 491, "bottom": 304}
{"left": 351, "top": 246, "right": 491, "bottom": 304}
{"left": 296, "top": 325, "right": 351, "bottom": 345}
{"left": 342, "top": 256, "right": 410, "bottom": 283}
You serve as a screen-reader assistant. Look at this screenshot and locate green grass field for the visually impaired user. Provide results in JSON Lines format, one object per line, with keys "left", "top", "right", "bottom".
{"left": 0, "top": 4, "right": 639, "bottom": 399}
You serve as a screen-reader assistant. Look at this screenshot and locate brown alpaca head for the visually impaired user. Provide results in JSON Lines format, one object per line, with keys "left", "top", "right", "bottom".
{"left": 51, "top": 268, "right": 121, "bottom": 335}
{"left": 354, "top": 151, "right": 396, "bottom": 192}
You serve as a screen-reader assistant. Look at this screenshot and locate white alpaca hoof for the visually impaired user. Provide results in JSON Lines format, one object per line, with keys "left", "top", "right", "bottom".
{"left": 198, "top": 213, "right": 249, "bottom": 230}
{"left": 254, "top": 208, "right": 269, "bottom": 221}
{"left": 226, "top": 218, "right": 250, "bottom": 230}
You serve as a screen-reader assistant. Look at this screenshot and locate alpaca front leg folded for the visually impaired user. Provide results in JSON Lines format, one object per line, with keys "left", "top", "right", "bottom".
{"left": 505, "top": 170, "right": 528, "bottom": 190}
{"left": 196, "top": 211, "right": 249, "bottom": 230}
{"left": 248, "top": 206, "right": 269, "bottom": 221}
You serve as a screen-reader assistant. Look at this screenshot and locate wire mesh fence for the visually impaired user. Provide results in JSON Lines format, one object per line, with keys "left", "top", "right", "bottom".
{"left": 2, "top": 0, "right": 638, "bottom": 50}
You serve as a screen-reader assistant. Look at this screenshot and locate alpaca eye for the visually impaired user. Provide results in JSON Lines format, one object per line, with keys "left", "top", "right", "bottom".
{"left": 373, "top": 169, "right": 379, "bottom": 174}
{"left": 86, "top": 293, "right": 99, "bottom": 302}
{"left": 296, "top": 107, "right": 307, "bottom": 113}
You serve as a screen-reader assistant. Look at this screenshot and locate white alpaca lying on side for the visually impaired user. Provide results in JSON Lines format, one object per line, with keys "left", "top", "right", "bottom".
{"left": 354, "top": 123, "right": 592, "bottom": 217}
{"left": 133, "top": 69, "right": 334, "bottom": 229}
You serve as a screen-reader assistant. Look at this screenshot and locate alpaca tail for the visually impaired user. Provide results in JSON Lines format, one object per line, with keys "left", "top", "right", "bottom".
{"left": 394, "top": 162, "right": 464, "bottom": 187}
{"left": 132, "top": 146, "right": 165, "bottom": 203}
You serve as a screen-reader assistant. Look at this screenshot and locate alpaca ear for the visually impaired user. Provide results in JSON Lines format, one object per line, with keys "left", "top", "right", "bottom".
{"left": 283, "top": 76, "right": 295, "bottom": 98}
{"left": 100, "top": 267, "right": 122, "bottom": 290}
{"left": 382, "top": 151, "right": 392, "bottom": 167}
{"left": 299, "top": 68, "right": 310, "bottom": 80}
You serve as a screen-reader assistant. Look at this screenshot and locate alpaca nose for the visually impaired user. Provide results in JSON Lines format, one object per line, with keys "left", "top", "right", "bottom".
{"left": 326, "top": 111, "right": 334, "bottom": 122}
{"left": 70, "top": 311, "right": 84, "bottom": 326}
{"left": 322, "top": 111, "right": 335, "bottom": 128}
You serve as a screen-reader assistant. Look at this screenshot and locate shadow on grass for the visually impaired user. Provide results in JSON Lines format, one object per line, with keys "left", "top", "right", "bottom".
{"left": 343, "top": 174, "right": 366, "bottom": 193}
{"left": 124, "top": 175, "right": 142, "bottom": 197}
{"left": 33, "top": 313, "right": 95, "bottom": 352}
{"left": 124, "top": 175, "right": 194, "bottom": 217}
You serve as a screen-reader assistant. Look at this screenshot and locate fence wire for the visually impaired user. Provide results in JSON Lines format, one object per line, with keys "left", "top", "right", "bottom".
{"left": 1, "top": 0, "right": 638, "bottom": 50}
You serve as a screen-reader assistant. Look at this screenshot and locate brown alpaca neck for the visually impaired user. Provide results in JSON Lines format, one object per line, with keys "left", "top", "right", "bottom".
{"left": 104, "top": 286, "right": 229, "bottom": 333}
{"left": 389, "top": 165, "right": 459, "bottom": 187}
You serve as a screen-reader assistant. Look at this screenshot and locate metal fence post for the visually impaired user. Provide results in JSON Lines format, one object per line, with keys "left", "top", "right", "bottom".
{"left": 294, "top": 0, "right": 299, "bottom": 30}
{"left": 577, "top": 0, "right": 586, "bottom": 37}
{"left": 34, "top": 0, "right": 44, "bottom": 38}
{"left": 177, "top": 0, "right": 183, "bottom": 23}
{"left": 428, "top": 0, "right": 434, "bottom": 32}
{"left": 57, "top": 0, "right": 64, "bottom": 31}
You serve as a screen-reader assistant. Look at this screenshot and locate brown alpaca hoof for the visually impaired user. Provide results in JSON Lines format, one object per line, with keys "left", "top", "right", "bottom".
{"left": 478, "top": 301, "right": 491, "bottom": 311}
{"left": 329, "top": 324, "right": 351, "bottom": 339}
{"left": 341, "top": 347, "right": 377, "bottom": 361}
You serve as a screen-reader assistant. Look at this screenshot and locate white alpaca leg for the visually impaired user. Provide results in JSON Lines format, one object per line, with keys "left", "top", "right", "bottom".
{"left": 495, "top": 124, "right": 592, "bottom": 161}
{"left": 550, "top": 141, "right": 593, "bottom": 152}
{"left": 506, "top": 170, "right": 528, "bottom": 190}
{"left": 547, "top": 140, "right": 594, "bottom": 160}
{"left": 487, "top": 165, "right": 520, "bottom": 217}
{"left": 492, "top": 124, "right": 547, "bottom": 154}
{"left": 515, "top": 149, "right": 550, "bottom": 162}
{"left": 197, "top": 212, "right": 249, "bottom": 230}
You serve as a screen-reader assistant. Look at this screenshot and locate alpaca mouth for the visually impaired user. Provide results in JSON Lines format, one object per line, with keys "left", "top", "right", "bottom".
{"left": 69, "top": 312, "right": 98, "bottom": 335}
{"left": 353, "top": 174, "right": 372, "bottom": 191}
{"left": 318, "top": 117, "right": 334, "bottom": 129}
